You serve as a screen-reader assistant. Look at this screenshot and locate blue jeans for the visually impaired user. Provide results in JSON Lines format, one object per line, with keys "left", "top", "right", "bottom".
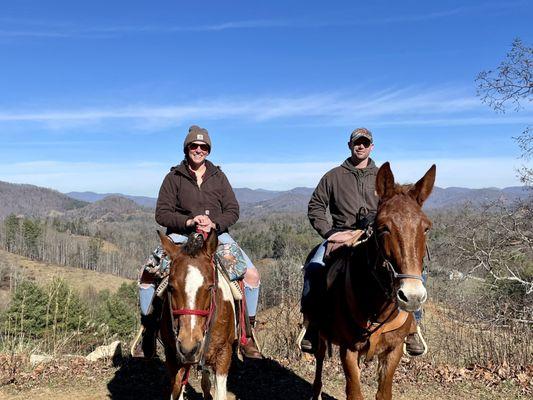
{"left": 301, "top": 240, "right": 328, "bottom": 314}
{"left": 169, "top": 233, "right": 259, "bottom": 317}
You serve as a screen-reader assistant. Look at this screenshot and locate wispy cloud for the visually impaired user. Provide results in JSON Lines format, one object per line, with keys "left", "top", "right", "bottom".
{"left": 1, "top": 87, "right": 531, "bottom": 130}
{"left": 0, "top": 18, "right": 296, "bottom": 39}
{"left": 0, "top": 157, "right": 527, "bottom": 194}
{"left": 0, "top": 1, "right": 527, "bottom": 39}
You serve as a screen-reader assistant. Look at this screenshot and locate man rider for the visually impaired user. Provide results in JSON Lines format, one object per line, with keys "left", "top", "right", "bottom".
{"left": 300, "top": 127, "right": 426, "bottom": 356}
{"left": 135, "top": 125, "right": 262, "bottom": 359}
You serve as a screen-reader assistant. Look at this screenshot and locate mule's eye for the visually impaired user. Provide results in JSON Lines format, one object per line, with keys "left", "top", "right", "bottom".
{"left": 378, "top": 226, "right": 390, "bottom": 235}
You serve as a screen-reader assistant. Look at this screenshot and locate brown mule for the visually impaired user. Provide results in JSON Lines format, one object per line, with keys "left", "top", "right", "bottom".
{"left": 158, "top": 230, "right": 236, "bottom": 400}
{"left": 310, "top": 162, "right": 436, "bottom": 400}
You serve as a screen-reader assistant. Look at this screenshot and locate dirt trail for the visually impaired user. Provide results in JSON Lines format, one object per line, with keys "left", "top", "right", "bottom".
{"left": 0, "top": 356, "right": 527, "bottom": 400}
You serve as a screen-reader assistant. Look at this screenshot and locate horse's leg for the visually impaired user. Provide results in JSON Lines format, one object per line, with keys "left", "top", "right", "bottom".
{"left": 212, "top": 344, "right": 232, "bottom": 400}
{"left": 339, "top": 345, "right": 363, "bottom": 400}
{"left": 311, "top": 337, "right": 327, "bottom": 400}
{"left": 213, "top": 371, "right": 228, "bottom": 400}
{"left": 201, "top": 368, "right": 213, "bottom": 400}
{"left": 376, "top": 343, "right": 403, "bottom": 400}
{"left": 166, "top": 362, "right": 187, "bottom": 400}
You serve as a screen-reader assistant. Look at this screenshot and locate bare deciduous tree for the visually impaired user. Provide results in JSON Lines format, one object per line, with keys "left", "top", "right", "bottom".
{"left": 476, "top": 38, "right": 532, "bottom": 112}
{"left": 476, "top": 38, "right": 532, "bottom": 187}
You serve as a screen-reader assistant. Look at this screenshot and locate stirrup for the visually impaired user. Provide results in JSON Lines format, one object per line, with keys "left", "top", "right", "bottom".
{"left": 130, "top": 326, "right": 145, "bottom": 358}
{"left": 297, "top": 326, "right": 307, "bottom": 352}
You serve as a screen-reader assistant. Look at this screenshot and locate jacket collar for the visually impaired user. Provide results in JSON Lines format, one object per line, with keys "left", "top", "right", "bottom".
{"left": 172, "top": 159, "right": 219, "bottom": 181}
{"left": 341, "top": 157, "right": 377, "bottom": 174}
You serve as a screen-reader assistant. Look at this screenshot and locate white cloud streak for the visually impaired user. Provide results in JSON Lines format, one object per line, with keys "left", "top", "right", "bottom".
{"left": 0, "top": 2, "right": 527, "bottom": 39}
{"left": 0, "top": 158, "right": 527, "bottom": 195}
{"left": 2, "top": 88, "right": 530, "bottom": 130}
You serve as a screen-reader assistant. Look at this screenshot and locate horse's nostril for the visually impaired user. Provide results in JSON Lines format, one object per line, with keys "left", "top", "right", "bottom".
{"left": 176, "top": 340, "right": 184, "bottom": 355}
{"left": 192, "top": 342, "right": 201, "bottom": 355}
{"left": 397, "top": 289, "right": 409, "bottom": 303}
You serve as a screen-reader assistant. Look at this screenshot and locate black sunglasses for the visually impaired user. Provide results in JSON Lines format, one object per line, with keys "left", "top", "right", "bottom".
{"left": 188, "top": 143, "right": 210, "bottom": 152}
{"left": 351, "top": 139, "right": 371, "bottom": 148}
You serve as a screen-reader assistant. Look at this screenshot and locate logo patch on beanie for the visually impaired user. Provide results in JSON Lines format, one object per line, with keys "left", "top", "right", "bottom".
{"left": 197, "top": 134, "right": 204, "bottom": 140}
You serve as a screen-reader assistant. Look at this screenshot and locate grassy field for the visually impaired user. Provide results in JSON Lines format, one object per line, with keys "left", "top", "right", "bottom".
{"left": 0, "top": 249, "right": 133, "bottom": 297}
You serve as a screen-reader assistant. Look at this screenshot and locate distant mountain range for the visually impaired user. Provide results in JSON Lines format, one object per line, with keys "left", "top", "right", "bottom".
{"left": 67, "top": 186, "right": 531, "bottom": 214}
{"left": 0, "top": 180, "right": 530, "bottom": 220}
{"left": 0, "top": 181, "right": 87, "bottom": 219}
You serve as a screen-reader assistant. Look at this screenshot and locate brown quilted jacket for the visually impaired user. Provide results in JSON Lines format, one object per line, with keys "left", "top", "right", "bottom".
{"left": 155, "top": 160, "right": 239, "bottom": 235}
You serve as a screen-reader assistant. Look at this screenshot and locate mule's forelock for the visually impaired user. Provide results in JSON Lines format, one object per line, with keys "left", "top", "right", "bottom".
{"left": 377, "top": 163, "right": 437, "bottom": 206}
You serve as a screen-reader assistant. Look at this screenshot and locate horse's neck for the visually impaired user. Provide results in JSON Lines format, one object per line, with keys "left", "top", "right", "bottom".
{"left": 347, "top": 243, "right": 395, "bottom": 320}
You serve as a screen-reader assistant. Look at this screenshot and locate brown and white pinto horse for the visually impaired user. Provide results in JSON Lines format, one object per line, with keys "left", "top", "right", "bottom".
{"left": 311, "top": 162, "right": 436, "bottom": 400}
{"left": 158, "top": 230, "right": 235, "bottom": 400}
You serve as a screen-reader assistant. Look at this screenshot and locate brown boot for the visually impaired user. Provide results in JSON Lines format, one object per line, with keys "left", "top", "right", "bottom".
{"left": 299, "top": 324, "right": 318, "bottom": 354}
{"left": 404, "top": 326, "right": 427, "bottom": 357}
{"left": 240, "top": 316, "right": 263, "bottom": 359}
{"left": 240, "top": 337, "right": 263, "bottom": 359}
{"left": 131, "top": 325, "right": 156, "bottom": 359}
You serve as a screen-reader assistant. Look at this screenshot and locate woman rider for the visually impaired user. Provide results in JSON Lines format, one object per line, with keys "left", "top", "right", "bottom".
{"left": 136, "top": 125, "right": 262, "bottom": 359}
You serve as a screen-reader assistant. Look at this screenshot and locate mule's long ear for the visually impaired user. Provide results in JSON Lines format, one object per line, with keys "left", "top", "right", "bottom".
{"left": 157, "top": 230, "right": 179, "bottom": 258}
{"left": 408, "top": 164, "right": 436, "bottom": 206}
{"left": 376, "top": 162, "right": 396, "bottom": 200}
{"left": 204, "top": 229, "right": 218, "bottom": 258}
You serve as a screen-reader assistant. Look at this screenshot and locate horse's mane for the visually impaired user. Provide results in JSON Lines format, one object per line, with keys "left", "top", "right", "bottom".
{"left": 182, "top": 233, "right": 205, "bottom": 257}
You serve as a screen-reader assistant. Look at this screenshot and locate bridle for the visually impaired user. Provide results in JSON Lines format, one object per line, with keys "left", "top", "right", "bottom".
{"left": 372, "top": 227, "right": 425, "bottom": 283}
{"left": 167, "top": 234, "right": 219, "bottom": 370}
{"left": 169, "top": 259, "right": 218, "bottom": 321}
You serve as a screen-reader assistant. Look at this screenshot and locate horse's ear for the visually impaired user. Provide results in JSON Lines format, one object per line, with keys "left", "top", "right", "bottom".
{"left": 204, "top": 230, "right": 218, "bottom": 258}
{"left": 157, "top": 230, "right": 179, "bottom": 258}
{"left": 408, "top": 164, "right": 436, "bottom": 206}
{"left": 376, "top": 162, "right": 395, "bottom": 200}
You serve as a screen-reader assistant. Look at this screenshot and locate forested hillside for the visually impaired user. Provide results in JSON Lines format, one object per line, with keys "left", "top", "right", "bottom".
{"left": 0, "top": 181, "right": 87, "bottom": 219}
{"left": 0, "top": 179, "right": 531, "bottom": 399}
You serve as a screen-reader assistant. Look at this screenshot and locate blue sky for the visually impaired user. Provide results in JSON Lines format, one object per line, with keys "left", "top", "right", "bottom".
{"left": 0, "top": 0, "right": 532, "bottom": 195}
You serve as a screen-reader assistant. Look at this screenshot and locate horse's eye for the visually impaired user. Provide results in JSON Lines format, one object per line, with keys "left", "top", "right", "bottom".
{"left": 167, "top": 284, "right": 175, "bottom": 292}
{"left": 424, "top": 227, "right": 430, "bottom": 235}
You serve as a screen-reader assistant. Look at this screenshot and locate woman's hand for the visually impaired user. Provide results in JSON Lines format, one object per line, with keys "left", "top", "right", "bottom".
{"left": 194, "top": 215, "right": 216, "bottom": 232}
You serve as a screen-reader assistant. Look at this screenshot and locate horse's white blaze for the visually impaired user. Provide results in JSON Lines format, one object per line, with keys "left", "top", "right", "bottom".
{"left": 185, "top": 265, "right": 204, "bottom": 331}
{"left": 177, "top": 387, "right": 185, "bottom": 400}
{"left": 214, "top": 373, "right": 228, "bottom": 400}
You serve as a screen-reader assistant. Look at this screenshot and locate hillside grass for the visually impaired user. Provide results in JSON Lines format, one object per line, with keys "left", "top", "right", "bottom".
{"left": 0, "top": 249, "right": 133, "bottom": 296}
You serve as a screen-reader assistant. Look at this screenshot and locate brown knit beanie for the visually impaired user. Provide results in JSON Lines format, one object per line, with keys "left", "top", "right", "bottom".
{"left": 183, "top": 125, "right": 212, "bottom": 153}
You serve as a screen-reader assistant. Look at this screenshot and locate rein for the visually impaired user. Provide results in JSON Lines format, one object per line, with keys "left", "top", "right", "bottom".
{"left": 371, "top": 229, "right": 424, "bottom": 282}
{"left": 344, "top": 226, "right": 425, "bottom": 337}
{"left": 167, "top": 255, "right": 219, "bottom": 371}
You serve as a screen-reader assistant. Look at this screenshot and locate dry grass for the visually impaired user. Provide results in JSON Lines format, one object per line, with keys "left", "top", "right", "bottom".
{"left": 0, "top": 249, "right": 133, "bottom": 295}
